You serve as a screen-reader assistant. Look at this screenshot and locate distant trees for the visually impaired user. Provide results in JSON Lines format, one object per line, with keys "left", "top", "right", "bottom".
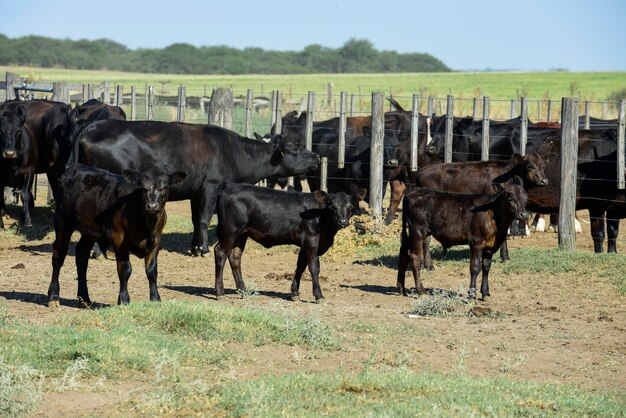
{"left": 0, "top": 35, "right": 450, "bottom": 74}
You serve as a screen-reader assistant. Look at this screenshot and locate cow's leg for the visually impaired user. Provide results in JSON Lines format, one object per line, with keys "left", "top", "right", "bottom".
{"left": 534, "top": 214, "right": 546, "bottom": 232}
{"left": 422, "top": 236, "right": 433, "bottom": 270}
{"left": 384, "top": 180, "right": 406, "bottom": 225}
{"left": 548, "top": 214, "right": 558, "bottom": 232}
{"left": 397, "top": 240, "right": 410, "bottom": 296}
{"left": 306, "top": 249, "right": 324, "bottom": 303}
{"left": 589, "top": 209, "right": 606, "bottom": 253}
{"left": 499, "top": 238, "right": 510, "bottom": 262}
{"left": 19, "top": 171, "right": 35, "bottom": 227}
{"left": 214, "top": 243, "right": 228, "bottom": 298}
{"left": 607, "top": 213, "right": 619, "bottom": 253}
{"left": 228, "top": 237, "right": 248, "bottom": 294}
{"left": 0, "top": 184, "right": 6, "bottom": 229}
{"left": 408, "top": 231, "right": 426, "bottom": 295}
{"left": 290, "top": 250, "right": 308, "bottom": 301}
{"left": 144, "top": 246, "right": 161, "bottom": 302}
{"left": 190, "top": 184, "right": 218, "bottom": 256}
{"left": 468, "top": 245, "right": 482, "bottom": 300}
{"left": 47, "top": 225, "right": 72, "bottom": 308}
{"left": 480, "top": 250, "right": 494, "bottom": 301}
{"left": 75, "top": 236, "right": 94, "bottom": 308}
{"left": 115, "top": 249, "right": 132, "bottom": 305}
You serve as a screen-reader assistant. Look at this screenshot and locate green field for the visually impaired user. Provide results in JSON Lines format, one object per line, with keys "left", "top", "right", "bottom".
{"left": 3, "top": 66, "right": 625, "bottom": 121}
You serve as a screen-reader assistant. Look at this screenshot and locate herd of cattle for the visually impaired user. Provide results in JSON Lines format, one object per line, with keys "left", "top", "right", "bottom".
{"left": 0, "top": 96, "right": 623, "bottom": 306}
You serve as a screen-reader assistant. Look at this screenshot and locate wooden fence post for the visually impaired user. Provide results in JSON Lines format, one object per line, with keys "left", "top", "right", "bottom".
{"left": 537, "top": 101, "right": 542, "bottom": 123}
{"left": 176, "top": 86, "right": 186, "bottom": 122}
{"left": 510, "top": 99, "right": 516, "bottom": 119}
{"left": 130, "top": 86, "right": 136, "bottom": 121}
{"left": 52, "top": 82, "right": 68, "bottom": 104}
{"left": 482, "top": 96, "right": 490, "bottom": 161}
{"left": 520, "top": 97, "right": 528, "bottom": 156}
{"left": 6, "top": 72, "right": 19, "bottom": 100}
{"left": 369, "top": 92, "right": 385, "bottom": 219}
{"left": 444, "top": 95, "right": 454, "bottom": 163}
{"left": 584, "top": 101, "right": 590, "bottom": 129}
{"left": 617, "top": 99, "right": 626, "bottom": 189}
{"left": 207, "top": 88, "right": 233, "bottom": 129}
{"left": 147, "top": 86, "right": 155, "bottom": 120}
{"left": 427, "top": 96, "right": 435, "bottom": 116}
{"left": 558, "top": 97, "right": 579, "bottom": 250}
{"left": 103, "top": 81, "right": 111, "bottom": 104}
{"left": 82, "top": 84, "right": 88, "bottom": 103}
{"left": 88, "top": 84, "right": 94, "bottom": 100}
{"left": 338, "top": 92, "right": 347, "bottom": 169}
{"left": 115, "top": 85, "right": 123, "bottom": 107}
{"left": 244, "top": 89, "right": 253, "bottom": 138}
{"left": 320, "top": 157, "right": 328, "bottom": 192}
{"left": 327, "top": 82, "right": 334, "bottom": 111}
{"left": 273, "top": 90, "right": 282, "bottom": 134}
{"left": 547, "top": 100, "right": 552, "bottom": 122}
{"left": 349, "top": 93, "right": 355, "bottom": 117}
{"left": 305, "top": 92, "right": 315, "bottom": 151}
{"left": 270, "top": 90, "right": 277, "bottom": 129}
{"left": 410, "top": 94, "right": 419, "bottom": 171}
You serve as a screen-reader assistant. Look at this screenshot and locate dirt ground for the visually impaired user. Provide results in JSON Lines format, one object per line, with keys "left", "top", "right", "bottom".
{"left": 1, "top": 183, "right": 625, "bottom": 415}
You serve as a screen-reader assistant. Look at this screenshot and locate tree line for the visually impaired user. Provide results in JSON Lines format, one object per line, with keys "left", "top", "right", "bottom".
{"left": 0, "top": 35, "right": 450, "bottom": 74}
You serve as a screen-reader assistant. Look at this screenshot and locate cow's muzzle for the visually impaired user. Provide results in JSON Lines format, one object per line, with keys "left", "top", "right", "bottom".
{"left": 337, "top": 219, "right": 350, "bottom": 228}
{"left": 2, "top": 150, "right": 17, "bottom": 159}
{"left": 386, "top": 159, "right": 399, "bottom": 167}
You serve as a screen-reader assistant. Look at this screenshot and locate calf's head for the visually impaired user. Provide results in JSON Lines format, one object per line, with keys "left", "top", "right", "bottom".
{"left": 270, "top": 135, "right": 320, "bottom": 176}
{"left": 493, "top": 176, "right": 529, "bottom": 221}
{"left": 511, "top": 153, "right": 548, "bottom": 186}
{"left": 0, "top": 105, "right": 27, "bottom": 159}
{"left": 315, "top": 190, "right": 358, "bottom": 228}
{"left": 123, "top": 168, "right": 187, "bottom": 214}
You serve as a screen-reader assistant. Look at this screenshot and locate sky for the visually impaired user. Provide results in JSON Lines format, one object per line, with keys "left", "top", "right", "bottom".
{"left": 2, "top": 0, "right": 625, "bottom": 72}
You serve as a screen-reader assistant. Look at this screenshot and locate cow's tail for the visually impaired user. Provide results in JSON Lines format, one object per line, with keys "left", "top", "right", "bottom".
{"left": 401, "top": 194, "right": 409, "bottom": 247}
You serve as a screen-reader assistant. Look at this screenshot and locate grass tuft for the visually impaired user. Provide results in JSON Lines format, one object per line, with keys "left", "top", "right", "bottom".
{"left": 0, "top": 356, "right": 43, "bottom": 418}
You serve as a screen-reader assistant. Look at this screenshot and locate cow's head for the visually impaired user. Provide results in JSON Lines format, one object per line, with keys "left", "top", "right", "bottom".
{"left": 314, "top": 190, "right": 359, "bottom": 228}
{"left": 511, "top": 153, "right": 548, "bottom": 187}
{"left": 0, "top": 105, "right": 27, "bottom": 159}
{"left": 123, "top": 167, "right": 187, "bottom": 214}
{"left": 270, "top": 134, "right": 320, "bottom": 176}
{"left": 494, "top": 176, "right": 529, "bottom": 221}
{"left": 361, "top": 126, "right": 400, "bottom": 167}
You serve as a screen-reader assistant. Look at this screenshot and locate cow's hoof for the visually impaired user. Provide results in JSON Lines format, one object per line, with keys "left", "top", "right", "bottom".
{"left": 481, "top": 295, "right": 492, "bottom": 303}
{"left": 290, "top": 294, "right": 300, "bottom": 302}
{"left": 48, "top": 299, "right": 60, "bottom": 308}
{"left": 315, "top": 297, "right": 325, "bottom": 304}
{"left": 78, "top": 298, "right": 92, "bottom": 309}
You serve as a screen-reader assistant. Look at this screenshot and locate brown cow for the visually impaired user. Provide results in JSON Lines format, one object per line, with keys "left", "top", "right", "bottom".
{"left": 397, "top": 177, "right": 528, "bottom": 300}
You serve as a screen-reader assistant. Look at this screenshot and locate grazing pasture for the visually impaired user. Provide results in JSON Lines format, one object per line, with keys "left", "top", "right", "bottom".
{"left": 0, "top": 182, "right": 624, "bottom": 416}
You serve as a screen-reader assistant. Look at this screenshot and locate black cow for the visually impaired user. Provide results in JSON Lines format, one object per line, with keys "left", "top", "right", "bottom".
{"left": 397, "top": 177, "right": 528, "bottom": 300}
{"left": 306, "top": 126, "right": 400, "bottom": 204}
{"left": 47, "top": 164, "right": 186, "bottom": 308}
{"left": 70, "top": 99, "right": 127, "bottom": 123}
{"left": 0, "top": 104, "right": 38, "bottom": 228}
{"left": 214, "top": 183, "right": 356, "bottom": 302}
{"left": 0, "top": 99, "right": 72, "bottom": 196}
{"left": 73, "top": 120, "right": 320, "bottom": 256}
{"left": 414, "top": 153, "right": 548, "bottom": 266}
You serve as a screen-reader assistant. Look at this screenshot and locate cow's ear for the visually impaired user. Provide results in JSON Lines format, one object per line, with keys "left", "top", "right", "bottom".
{"left": 168, "top": 171, "right": 187, "bottom": 185}
{"left": 362, "top": 126, "right": 372, "bottom": 138}
{"left": 491, "top": 183, "right": 504, "bottom": 194}
{"left": 122, "top": 169, "right": 141, "bottom": 186}
{"left": 296, "top": 111, "right": 307, "bottom": 125}
{"left": 511, "top": 153, "right": 523, "bottom": 164}
{"left": 511, "top": 175, "right": 524, "bottom": 187}
{"left": 356, "top": 188, "right": 367, "bottom": 202}
{"left": 313, "top": 190, "right": 330, "bottom": 205}
{"left": 16, "top": 105, "right": 27, "bottom": 124}
{"left": 253, "top": 132, "right": 263, "bottom": 140}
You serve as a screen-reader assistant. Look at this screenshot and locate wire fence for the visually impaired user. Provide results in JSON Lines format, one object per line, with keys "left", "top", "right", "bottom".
{"left": 3, "top": 73, "right": 626, "bottom": 252}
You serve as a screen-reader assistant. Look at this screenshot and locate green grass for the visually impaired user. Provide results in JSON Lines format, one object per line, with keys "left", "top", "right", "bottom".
{"left": 3, "top": 65, "right": 625, "bottom": 121}
{"left": 0, "top": 300, "right": 339, "bottom": 380}
{"left": 129, "top": 369, "right": 626, "bottom": 417}
{"left": 502, "top": 247, "right": 626, "bottom": 293}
